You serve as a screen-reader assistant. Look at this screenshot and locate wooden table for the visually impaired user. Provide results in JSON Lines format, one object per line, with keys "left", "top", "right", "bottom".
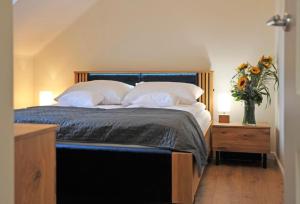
{"left": 15, "top": 123, "right": 57, "bottom": 204}
{"left": 212, "top": 122, "right": 270, "bottom": 168}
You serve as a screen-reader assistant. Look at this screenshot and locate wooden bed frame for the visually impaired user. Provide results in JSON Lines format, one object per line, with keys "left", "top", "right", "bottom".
{"left": 74, "top": 70, "right": 214, "bottom": 204}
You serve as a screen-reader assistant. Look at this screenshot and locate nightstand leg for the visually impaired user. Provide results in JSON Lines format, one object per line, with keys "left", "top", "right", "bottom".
{"left": 216, "top": 151, "right": 220, "bottom": 165}
{"left": 262, "top": 153, "right": 267, "bottom": 168}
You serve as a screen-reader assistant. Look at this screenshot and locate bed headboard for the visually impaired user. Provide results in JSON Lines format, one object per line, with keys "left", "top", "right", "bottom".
{"left": 74, "top": 71, "right": 214, "bottom": 117}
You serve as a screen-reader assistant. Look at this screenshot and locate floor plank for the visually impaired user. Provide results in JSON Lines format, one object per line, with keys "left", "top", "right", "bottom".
{"left": 195, "top": 159, "right": 283, "bottom": 204}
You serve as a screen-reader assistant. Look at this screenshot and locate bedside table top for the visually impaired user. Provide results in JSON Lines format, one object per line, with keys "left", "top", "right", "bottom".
{"left": 213, "top": 122, "right": 270, "bottom": 129}
{"left": 14, "top": 123, "right": 57, "bottom": 140}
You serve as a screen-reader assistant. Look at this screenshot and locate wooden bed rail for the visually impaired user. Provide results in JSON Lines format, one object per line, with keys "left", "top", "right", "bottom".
{"left": 199, "top": 71, "right": 214, "bottom": 118}
{"left": 74, "top": 72, "right": 88, "bottom": 83}
{"left": 74, "top": 71, "right": 214, "bottom": 118}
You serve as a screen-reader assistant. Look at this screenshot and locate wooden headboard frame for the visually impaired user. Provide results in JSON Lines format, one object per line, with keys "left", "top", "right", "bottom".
{"left": 74, "top": 71, "right": 214, "bottom": 118}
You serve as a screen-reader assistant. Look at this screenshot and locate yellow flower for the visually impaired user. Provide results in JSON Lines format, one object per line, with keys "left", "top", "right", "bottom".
{"left": 250, "top": 66, "right": 261, "bottom": 75}
{"left": 260, "top": 55, "right": 273, "bottom": 68}
{"left": 262, "top": 62, "right": 272, "bottom": 68}
{"left": 260, "top": 55, "right": 273, "bottom": 62}
{"left": 237, "top": 63, "right": 248, "bottom": 71}
{"left": 237, "top": 76, "right": 248, "bottom": 90}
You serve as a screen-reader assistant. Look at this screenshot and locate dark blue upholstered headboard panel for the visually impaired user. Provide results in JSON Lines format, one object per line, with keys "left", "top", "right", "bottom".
{"left": 87, "top": 72, "right": 199, "bottom": 86}
{"left": 88, "top": 73, "right": 141, "bottom": 86}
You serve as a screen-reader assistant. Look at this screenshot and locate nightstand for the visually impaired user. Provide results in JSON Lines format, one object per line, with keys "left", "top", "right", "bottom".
{"left": 14, "top": 123, "right": 57, "bottom": 204}
{"left": 212, "top": 122, "right": 270, "bottom": 168}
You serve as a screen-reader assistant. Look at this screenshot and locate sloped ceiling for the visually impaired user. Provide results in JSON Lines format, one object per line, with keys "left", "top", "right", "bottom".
{"left": 13, "top": 0, "right": 99, "bottom": 56}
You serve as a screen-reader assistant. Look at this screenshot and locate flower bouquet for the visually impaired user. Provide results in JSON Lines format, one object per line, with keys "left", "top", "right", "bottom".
{"left": 231, "top": 56, "right": 278, "bottom": 124}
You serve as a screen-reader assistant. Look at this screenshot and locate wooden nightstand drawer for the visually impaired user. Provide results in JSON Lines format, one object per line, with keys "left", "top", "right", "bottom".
{"left": 212, "top": 122, "right": 271, "bottom": 168}
{"left": 212, "top": 127, "right": 270, "bottom": 153}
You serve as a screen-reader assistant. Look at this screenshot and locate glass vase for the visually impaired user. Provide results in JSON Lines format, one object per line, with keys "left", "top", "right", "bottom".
{"left": 243, "top": 100, "right": 256, "bottom": 125}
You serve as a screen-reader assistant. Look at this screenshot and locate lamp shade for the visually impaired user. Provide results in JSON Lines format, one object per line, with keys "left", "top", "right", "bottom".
{"left": 218, "top": 93, "right": 231, "bottom": 113}
{"left": 39, "top": 91, "right": 54, "bottom": 106}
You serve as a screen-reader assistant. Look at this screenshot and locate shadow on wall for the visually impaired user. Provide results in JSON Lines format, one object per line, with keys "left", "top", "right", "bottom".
{"left": 81, "top": 44, "right": 212, "bottom": 72}
{"left": 34, "top": 36, "right": 212, "bottom": 105}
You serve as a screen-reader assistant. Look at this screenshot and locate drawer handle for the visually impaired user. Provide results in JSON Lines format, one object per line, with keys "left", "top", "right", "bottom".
{"left": 33, "top": 170, "right": 42, "bottom": 182}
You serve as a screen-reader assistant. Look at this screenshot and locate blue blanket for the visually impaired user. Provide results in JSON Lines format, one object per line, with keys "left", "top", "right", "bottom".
{"left": 15, "top": 106, "right": 208, "bottom": 170}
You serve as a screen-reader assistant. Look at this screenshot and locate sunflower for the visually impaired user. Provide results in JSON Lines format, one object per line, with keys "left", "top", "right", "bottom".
{"left": 262, "top": 62, "right": 272, "bottom": 68}
{"left": 260, "top": 55, "right": 273, "bottom": 68}
{"left": 237, "top": 63, "right": 248, "bottom": 71}
{"left": 260, "top": 55, "right": 273, "bottom": 63}
{"left": 237, "top": 76, "right": 248, "bottom": 90}
{"left": 250, "top": 66, "right": 261, "bottom": 75}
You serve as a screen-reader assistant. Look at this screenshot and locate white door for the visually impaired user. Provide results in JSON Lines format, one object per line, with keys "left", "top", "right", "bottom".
{"left": 277, "top": 0, "right": 300, "bottom": 203}
{"left": 285, "top": 0, "right": 300, "bottom": 203}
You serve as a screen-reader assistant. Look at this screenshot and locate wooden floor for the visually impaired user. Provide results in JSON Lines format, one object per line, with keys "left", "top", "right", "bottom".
{"left": 194, "top": 159, "right": 283, "bottom": 204}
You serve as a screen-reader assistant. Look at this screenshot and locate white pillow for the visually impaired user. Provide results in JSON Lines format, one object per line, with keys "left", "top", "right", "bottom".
{"left": 57, "top": 90, "right": 104, "bottom": 107}
{"left": 123, "top": 82, "right": 203, "bottom": 105}
{"left": 194, "top": 102, "right": 206, "bottom": 111}
{"left": 131, "top": 92, "right": 179, "bottom": 108}
{"left": 56, "top": 80, "right": 133, "bottom": 105}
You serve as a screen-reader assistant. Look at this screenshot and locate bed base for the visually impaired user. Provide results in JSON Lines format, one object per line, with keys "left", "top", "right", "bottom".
{"left": 57, "top": 125, "right": 211, "bottom": 204}
{"left": 172, "top": 125, "right": 211, "bottom": 204}
{"left": 57, "top": 144, "right": 173, "bottom": 203}
{"left": 57, "top": 71, "right": 214, "bottom": 203}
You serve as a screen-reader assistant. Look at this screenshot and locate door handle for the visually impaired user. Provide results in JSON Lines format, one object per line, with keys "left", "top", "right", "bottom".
{"left": 266, "top": 13, "right": 292, "bottom": 31}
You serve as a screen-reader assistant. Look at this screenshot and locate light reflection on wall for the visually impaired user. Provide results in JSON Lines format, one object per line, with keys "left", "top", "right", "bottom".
{"left": 14, "top": 55, "right": 34, "bottom": 108}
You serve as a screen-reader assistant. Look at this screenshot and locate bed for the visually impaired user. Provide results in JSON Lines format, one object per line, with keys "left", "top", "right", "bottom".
{"left": 16, "top": 71, "right": 214, "bottom": 204}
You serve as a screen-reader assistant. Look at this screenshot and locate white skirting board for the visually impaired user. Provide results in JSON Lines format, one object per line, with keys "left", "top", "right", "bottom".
{"left": 271, "top": 151, "right": 285, "bottom": 177}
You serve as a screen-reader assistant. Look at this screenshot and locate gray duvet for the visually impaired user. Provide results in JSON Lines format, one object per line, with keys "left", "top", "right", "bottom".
{"left": 15, "top": 106, "right": 208, "bottom": 169}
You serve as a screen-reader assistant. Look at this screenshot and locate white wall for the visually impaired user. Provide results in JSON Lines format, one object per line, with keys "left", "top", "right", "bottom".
{"left": 0, "top": 0, "right": 14, "bottom": 203}
{"left": 14, "top": 55, "right": 34, "bottom": 108}
{"left": 33, "top": 0, "right": 277, "bottom": 150}
{"left": 13, "top": 0, "right": 99, "bottom": 56}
